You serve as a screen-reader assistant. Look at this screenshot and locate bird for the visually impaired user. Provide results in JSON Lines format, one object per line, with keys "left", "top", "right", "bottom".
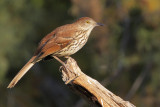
{"left": 7, "top": 17, "right": 103, "bottom": 88}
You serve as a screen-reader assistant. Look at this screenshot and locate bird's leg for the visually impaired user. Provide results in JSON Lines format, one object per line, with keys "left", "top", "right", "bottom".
{"left": 53, "top": 56, "right": 65, "bottom": 66}
{"left": 53, "top": 56, "right": 71, "bottom": 73}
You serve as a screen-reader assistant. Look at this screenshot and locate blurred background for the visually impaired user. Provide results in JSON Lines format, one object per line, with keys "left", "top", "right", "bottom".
{"left": 0, "top": 0, "right": 160, "bottom": 107}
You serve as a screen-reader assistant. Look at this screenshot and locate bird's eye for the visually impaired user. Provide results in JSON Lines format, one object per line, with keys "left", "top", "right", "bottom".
{"left": 86, "top": 21, "right": 90, "bottom": 24}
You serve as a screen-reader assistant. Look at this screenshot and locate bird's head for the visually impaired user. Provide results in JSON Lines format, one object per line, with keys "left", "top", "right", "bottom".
{"left": 75, "top": 17, "right": 104, "bottom": 30}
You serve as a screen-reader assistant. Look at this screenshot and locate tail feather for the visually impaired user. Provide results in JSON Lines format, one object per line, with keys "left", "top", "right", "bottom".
{"left": 7, "top": 56, "right": 36, "bottom": 88}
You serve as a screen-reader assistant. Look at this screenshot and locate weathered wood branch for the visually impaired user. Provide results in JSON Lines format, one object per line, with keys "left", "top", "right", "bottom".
{"left": 60, "top": 57, "right": 135, "bottom": 107}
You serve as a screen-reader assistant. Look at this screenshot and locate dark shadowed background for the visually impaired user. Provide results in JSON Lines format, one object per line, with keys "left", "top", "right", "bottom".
{"left": 0, "top": 0, "right": 160, "bottom": 107}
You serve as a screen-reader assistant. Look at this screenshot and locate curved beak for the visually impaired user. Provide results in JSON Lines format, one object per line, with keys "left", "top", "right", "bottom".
{"left": 96, "top": 23, "right": 104, "bottom": 26}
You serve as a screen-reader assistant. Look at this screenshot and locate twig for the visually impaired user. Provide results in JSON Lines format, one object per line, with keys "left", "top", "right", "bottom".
{"left": 125, "top": 62, "right": 152, "bottom": 100}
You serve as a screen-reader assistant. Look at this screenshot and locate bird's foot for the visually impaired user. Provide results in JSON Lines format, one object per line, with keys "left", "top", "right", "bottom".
{"left": 53, "top": 56, "right": 71, "bottom": 73}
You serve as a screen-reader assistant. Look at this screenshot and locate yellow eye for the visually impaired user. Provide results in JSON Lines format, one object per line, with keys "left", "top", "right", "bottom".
{"left": 86, "top": 21, "right": 90, "bottom": 23}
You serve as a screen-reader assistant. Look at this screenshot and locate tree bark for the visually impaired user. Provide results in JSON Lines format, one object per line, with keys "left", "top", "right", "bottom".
{"left": 60, "top": 57, "right": 135, "bottom": 107}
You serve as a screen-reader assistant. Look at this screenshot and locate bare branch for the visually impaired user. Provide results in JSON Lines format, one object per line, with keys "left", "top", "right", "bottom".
{"left": 60, "top": 57, "right": 135, "bottom": 107}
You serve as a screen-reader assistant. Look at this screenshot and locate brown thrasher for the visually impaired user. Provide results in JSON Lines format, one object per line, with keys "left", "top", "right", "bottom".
{"left": 7, "top": 17, "right": 103, "bottom": 88}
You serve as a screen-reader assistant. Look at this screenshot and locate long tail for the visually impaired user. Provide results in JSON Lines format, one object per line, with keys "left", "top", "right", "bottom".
{"left": 7, "top": 56, "right": 37, "bottom": 88}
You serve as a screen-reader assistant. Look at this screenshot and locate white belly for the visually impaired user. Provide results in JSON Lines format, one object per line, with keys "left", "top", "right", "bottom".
{"left": 55, "top": 35, "right": 88, "bottom": 56}
{"left": 53, "top": 28, "right": 92, "bottom": 57}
